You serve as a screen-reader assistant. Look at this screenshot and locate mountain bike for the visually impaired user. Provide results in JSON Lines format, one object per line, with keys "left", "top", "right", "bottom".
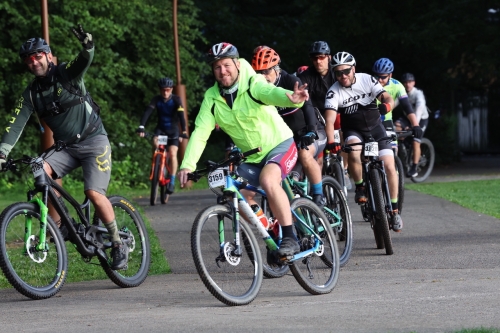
{"left": 188, "top": 148, "right": 340, "bottom": 306}
{"left": 343, "top": 135, "right": 397, "bottom": 255}
{"left": 397, "top": 130, "right": 435, "bottom": 183}
{"left": 0, "top": 138, "right": 151, "bottom": 300}
{"left": 148, "top": 134, "right": 175, "bottom": 205}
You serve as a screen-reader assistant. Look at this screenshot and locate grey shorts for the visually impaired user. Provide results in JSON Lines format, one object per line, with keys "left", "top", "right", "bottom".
{"left": 45, "top": 135, "right": 112, "bottom": 195}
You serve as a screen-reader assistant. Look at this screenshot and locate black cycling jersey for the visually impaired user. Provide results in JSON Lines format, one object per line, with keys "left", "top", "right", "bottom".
{"left": 275, "top": 70, "right": 318, "bottom": 137}
{"left": 140, "top": 94, "right": 186, "bottom": 133}
{"left": 297, "top": 64, "right": 336, "bottom": 119}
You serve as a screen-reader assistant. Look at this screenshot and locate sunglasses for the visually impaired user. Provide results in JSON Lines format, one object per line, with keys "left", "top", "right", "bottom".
{"left": 256, "top": 68, "right": 273, "bottom": 75}
{"left": 23, "top": 52, "right": 44, "bottom": 64}
{"left": 375, "top": 74, "right": 389, "bottom": 80}
{"left": 161, "top": 87, "right": 173, "bottom": 91}
{"left": 334, "top": 67, "right": 352, "bottom": 77}
{"left": 310, "top": 54, "right": 328, "bottom": 61}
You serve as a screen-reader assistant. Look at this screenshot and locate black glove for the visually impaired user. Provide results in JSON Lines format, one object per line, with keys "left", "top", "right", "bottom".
{"left": 412, "top": 125, "right": 423, "bottom": 139}
{"left": 378, "top": 103, "right": 390, "bottom": 115}
{"left": 299, "top": 132, "right": 317, "bottom": 150}
{"left": 71, "top": 24, "right": 94, "bottom": 50}
{"left": 180, "top": 131, "right": 189, "bottom": 139}
{"left": 136, "top": 126, "right": 145, "bottom": 134}
{"left": 0, "top": 154, "right": 7, "bottom": 171}
{"left": 325, "top": 142, "right": 341, "bottom": 153}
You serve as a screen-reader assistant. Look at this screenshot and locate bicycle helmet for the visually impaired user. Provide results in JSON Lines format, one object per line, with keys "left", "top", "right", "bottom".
{"left": 331, "top": 51, "right": 356, "bottom": 68}
{"left": 372, "top": 58, "right": 394, "bottom": 74}
{"left": 206, "top": 42, "right": 239, "bottom": 64}
{"left": 251, "top": 46, "right": 280, "bottom": 71}
{"left": 296, "top": 66, "right": 308, "bottom": 75}
{"left": 309, "top": 41, "right": 330, "bottom": 55}
{"left": 19, "top": 37, "right": 51, "bottom": 59}
{"left": 401, "top": 72, "right": 415, "bottom": 82}
{"left": 158, "top": 77, "right": 174, "bottom": 88}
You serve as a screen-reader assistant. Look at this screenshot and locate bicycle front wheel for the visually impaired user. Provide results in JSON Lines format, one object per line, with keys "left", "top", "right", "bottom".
{"left": 150, "top": 154, "right": 162, "bottom": 206}
{"left": 411, "top": 138, "right": 435, "bottom": 183}
{"left": 289, "top": 198, "right": 340, "bottom": 295}
{"left": 369, "top": 169, "right": 393, "bottom": 255}
{"left": 321, "top": 176, "right": 353, "bottom": 267}
{"left": 395, "top": 155, "right": 405, "bottom": 214}
{"left": 0, "top": 202, "right": 68, "bottom": 299}
{"left": 95, "top": 196, "right": 151, "bottom": 288}
{"left": 191, "top": 205, "right": 263, "bottom": 306}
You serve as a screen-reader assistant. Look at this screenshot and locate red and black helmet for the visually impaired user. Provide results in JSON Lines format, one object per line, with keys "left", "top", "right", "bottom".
{"left": 206, "top": 42, "right": 239, "bottom": 64}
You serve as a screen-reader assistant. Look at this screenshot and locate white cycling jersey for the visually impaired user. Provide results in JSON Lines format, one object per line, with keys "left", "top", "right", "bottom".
{"left": 407, "top": 86, "right": 429, "bottom": 121}
{"left": 324, "top": 73, "right": 385, "bottom": 131}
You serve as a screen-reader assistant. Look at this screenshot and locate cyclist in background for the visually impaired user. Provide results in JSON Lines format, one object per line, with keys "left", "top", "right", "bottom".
{"left": 177, "top": 42, "right": 310, "bottom": 257}
{"left": 137, "top": 77, "right": 188, "bottom": 194}
{"left": 0, "top": 25, "right": 128, "bottom": 269}
{"left": 251, "top": 45, "right": 326, "bottom": 206}
{"left": 296, "top": 65, "right": 308, "bottom": 75}
{"left": 324, "top": 51, "right": 404, "bottom": 232}
{"left": 372, "top": 58, "right": 423, "bottom": 177}
{"left": 399, "top": 72, "right": 429, "bottom": 177}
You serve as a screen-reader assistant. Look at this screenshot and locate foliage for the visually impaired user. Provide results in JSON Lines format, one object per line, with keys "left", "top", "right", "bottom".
{"left": 406, "top": 179, "right": 500, "bottom": 219}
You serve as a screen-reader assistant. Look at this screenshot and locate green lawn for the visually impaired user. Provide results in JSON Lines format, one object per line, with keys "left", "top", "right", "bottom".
{"left": 406, "top": 179, "right": 500, "bottom": 219}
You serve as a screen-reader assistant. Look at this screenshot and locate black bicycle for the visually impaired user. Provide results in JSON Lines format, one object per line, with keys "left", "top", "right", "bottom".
{"left": 343, "top": 135, "right": 397, "bottom": 255}
{"left": 0, "top": 139, "right": 151, "bottom": 299}
{"left": 397, "top": 130, "right": 435, "bottom": 183}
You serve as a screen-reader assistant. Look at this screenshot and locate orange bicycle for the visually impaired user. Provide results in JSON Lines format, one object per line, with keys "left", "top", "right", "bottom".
{"left": 149, "top": 134, "right": 174, "bottom": 205}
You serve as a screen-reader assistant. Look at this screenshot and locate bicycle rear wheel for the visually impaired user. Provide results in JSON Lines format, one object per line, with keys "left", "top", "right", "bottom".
{"left": 369, "top": 169, "right": 393, "bottom": 255}
{"left": 395, "top": 155, "right": 405, "bottom": 214}
{"left": 95, "top": 196, "right": 151, "bottom": 287}
{"left": 321, "top": 176, "right": 353, "bottom": 267}
{"left": 0, "top": 202, "right": 68, "bottom": 299}
{"left": 289, "top": 198, "right": 340, "bottom": 295}
{"left": 411, "top": 138, "right": 435, "bottom": 183}
{"left": 191, "top": 204, "right": 263, "bottom": 306}
{"left": 150, "top": 154, "right": 162, "bottom": 206}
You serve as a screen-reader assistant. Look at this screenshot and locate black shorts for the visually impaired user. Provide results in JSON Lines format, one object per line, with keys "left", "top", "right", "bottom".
{"left": 342, "top": 122, "right": 392, "bottom": 152}
{"left": 154, "top": 127, "right": 179, "bottom": 147}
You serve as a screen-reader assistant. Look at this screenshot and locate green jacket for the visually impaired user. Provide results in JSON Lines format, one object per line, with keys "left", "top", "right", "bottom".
{"left": 180, "top": 59, "right": 302, "bottom": 171}
{"left": 0, "top": 46, "right": 106, "bottom": 157}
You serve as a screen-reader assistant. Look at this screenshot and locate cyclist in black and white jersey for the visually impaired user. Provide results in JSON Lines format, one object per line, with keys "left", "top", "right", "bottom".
{"left": 324, "top": 51, "right": 403, "bottom": 232}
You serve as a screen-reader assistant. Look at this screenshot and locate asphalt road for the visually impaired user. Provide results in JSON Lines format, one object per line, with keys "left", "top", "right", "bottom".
{"left": 1, "top": 155, "right": 499, "bottom": 333}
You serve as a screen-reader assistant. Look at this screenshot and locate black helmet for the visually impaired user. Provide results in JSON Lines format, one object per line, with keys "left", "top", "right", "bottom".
{"left": 19, "top": 37, "right": 51, "bottom": 59}
{"left": 206, "top": 42, "right": 239, "bottom": 64}
{"left": 309, "top": 41, "right": 330, "bottom": 55}
{"left": 401, "top": 73, "right": 415, "bottom": 82}
{"left": 158, "top": 77, "right": 174, "bottom": 88}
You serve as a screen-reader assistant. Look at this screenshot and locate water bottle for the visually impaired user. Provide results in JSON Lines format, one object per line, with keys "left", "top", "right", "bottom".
{"left": 251, "top": 204, "right": 270, "bottom": 229}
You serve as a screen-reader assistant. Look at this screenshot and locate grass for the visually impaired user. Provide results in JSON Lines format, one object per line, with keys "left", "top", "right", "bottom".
{"left": 406, "top": 179, "right": 500, "bottom": 219}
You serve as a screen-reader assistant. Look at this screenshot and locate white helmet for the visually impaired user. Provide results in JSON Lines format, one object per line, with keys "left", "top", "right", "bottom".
{"left": 331, "top": 51, "right": 356, "bottom": 68}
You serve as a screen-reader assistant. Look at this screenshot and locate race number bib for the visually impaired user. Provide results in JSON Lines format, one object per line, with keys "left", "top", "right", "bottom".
{"left": 208, "top": 168, "right": 226, "bottom": 188}
{"left": 333, "top": 130, "right": 341, "bottom": 144}
{"left": 364, "top": 141, "right": 379, "bottom": 157}
{"left": 157, "top": 135, "right": 168, "bottom": 146}
{"left": 31, "top": 158, "right": 44, "bottom": 178}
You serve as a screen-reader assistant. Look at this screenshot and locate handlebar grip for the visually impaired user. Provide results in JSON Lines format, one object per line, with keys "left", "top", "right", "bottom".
{"left": 242, "top": 147, "right": 261, "bottom": 158}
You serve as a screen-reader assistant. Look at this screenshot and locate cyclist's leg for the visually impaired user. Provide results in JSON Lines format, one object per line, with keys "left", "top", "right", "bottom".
{"left": 412, "top": 118, "right": 429, "bottom": 165}
{"left": 343, "top": 129, "right": 364, "bottom": 203}
{"left": 298, "top": 136, "right": 324, "bottom": 205}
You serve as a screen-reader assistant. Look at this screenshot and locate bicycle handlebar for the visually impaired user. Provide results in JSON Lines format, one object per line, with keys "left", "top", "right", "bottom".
{"left": 187, "top": 147, "right": 262, "bottom": 182}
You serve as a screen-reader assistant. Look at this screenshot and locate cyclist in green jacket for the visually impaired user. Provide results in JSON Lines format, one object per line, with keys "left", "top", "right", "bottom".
{"left": 177, "top": 42, "right": 309, "bottom": 257}
{"left": 0, "top": 25, "right": 128, "bottom": 270}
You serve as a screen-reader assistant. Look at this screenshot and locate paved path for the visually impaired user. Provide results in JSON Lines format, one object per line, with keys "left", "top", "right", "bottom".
{"left": 0, "top": 155, "right": 499, "bottom": 333}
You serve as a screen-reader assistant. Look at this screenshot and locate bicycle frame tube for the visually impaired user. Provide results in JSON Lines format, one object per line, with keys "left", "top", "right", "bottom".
{"left": 26, "top": 197, "right": 49, "bottom": 252}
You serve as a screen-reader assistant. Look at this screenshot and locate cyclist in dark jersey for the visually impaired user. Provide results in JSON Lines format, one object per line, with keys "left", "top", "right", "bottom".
{"left": 324, "top": 51, "right": 403, "bottom": 232}
{"left": 251, "top": 46, "right": 326, "bottom": 206}
{"left": 137, "top": 77, "right": 188, "bottom": 194}
{"left": 0, "top": 25, "right": 128, "bottom": 269}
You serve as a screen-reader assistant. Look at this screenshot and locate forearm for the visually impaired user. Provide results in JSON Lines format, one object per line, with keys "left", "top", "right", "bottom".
{"left": 139, "top": 107, "right": 155, "bottom": 126}
{"left": 324, "top": 109, "right": 337, "bottom": 142}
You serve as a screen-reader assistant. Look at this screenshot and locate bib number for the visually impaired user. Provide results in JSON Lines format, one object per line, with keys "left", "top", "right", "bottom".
{"left": 364, "top": 141, "right": 379, "bottom": 157}
{"left": 157, "top": 135, "right": 168, "bottom": 146}
{"left": 208, "top": 168, "right": 226, "bottom": 188}
{"left": 333, "top": 130, "right": 341, "bottom": 144}
{"left": 32, "top": 158, "right": 44, "bottom": 178}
